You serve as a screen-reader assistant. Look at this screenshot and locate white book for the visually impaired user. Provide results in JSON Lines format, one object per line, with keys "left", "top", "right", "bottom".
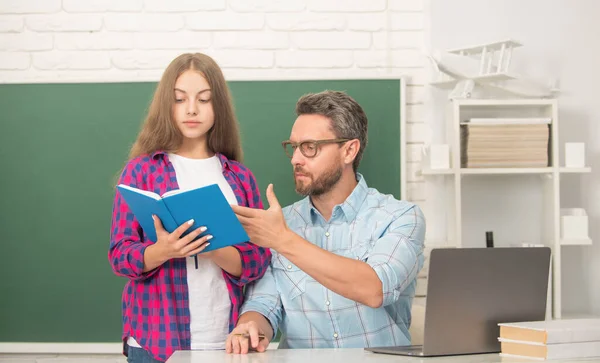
{"left": 499, "top": 338, "right": 600, "bottom": 360}
{"left": 498, "top": 318, "right": 600, "bottom": 344}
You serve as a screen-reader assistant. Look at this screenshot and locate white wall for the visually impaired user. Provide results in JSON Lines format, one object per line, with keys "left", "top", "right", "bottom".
{"left": 0, "top": 1, "right": 430, "bottom": 212}
{"left": 429, "top": 0, "right": 600, "bottom": 316}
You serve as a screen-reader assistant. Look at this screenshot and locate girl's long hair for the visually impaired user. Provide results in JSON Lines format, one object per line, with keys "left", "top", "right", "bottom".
{"left": 129, "top": 53, "right": 242, "bottom": 162}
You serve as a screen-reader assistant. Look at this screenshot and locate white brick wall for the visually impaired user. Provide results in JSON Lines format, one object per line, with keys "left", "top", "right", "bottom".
{"left": 61, "top": 0, "right": 143, "bottom": 13}
{"left": 0, "top": 0, "right": 430, "bottom": 204}
{"left": 0, "top": 0, "right": 61, "bottom": 14}
{"left": 266, "top": 13, "right": 345, "bottom": 30}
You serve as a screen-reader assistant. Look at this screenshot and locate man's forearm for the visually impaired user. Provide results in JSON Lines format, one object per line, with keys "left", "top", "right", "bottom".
{"left": 237, "top": 311, "right": 275, "bottom": 341}
{"left": 277, "top": 231, "right": 383, "bottom": 308}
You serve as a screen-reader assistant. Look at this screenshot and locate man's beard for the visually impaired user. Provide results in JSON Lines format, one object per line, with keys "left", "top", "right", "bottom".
{"left": 294, "top": 163, "right": 343, "bottom": 196}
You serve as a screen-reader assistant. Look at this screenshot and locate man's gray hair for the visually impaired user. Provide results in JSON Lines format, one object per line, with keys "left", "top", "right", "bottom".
{"left": 295, "top": 90, "right": 368, "bottom": 172}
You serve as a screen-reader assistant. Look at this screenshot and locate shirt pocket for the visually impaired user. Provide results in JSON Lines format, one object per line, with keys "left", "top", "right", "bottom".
{"left": 271, "top": 254, "right": 307, "bottom": 300}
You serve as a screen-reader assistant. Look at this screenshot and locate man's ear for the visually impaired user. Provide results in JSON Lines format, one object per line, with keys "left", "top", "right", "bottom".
{"left": 343, "top": 139, "right": 360, "bottom": 166}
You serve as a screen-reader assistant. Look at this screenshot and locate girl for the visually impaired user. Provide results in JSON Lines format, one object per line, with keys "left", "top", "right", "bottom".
{"left": 109, "top": 53, "right": 272, "bottom": 363}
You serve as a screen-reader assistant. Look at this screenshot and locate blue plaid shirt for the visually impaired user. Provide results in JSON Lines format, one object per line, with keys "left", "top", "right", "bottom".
{"left": 241, "top": 174, "right": 426, "bottom": 348}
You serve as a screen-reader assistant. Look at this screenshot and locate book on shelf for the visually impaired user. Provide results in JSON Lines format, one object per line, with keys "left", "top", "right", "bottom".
{"left": 460, "top": 123, "right": 550, "bottom": 168}
{"left": 461, "top": 117, "right": 552, "bottom": 125}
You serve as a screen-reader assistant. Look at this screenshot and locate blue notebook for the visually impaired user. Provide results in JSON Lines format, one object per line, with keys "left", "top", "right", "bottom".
{"left": 117, "top": 184, "right": 250, "bottom": 253}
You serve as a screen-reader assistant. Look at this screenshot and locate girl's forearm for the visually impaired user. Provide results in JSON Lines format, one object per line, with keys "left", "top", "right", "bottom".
{"left": 209, "top": 246, "right": 242, "bottom": 276}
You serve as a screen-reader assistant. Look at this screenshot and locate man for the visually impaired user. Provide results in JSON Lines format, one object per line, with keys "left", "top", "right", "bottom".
{"left": 227, "top": 90, "right": 426, "bottom": 354}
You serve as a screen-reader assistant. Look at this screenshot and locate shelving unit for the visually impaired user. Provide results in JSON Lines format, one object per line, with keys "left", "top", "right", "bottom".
{"left": 421, "top": 98, "right": 591, "bottom": 319}
{"left": 423, "top": 167, "right": 591, "bottom": 175}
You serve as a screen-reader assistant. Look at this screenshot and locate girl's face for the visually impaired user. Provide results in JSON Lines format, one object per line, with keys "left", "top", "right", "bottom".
{"left": 172, "top": 70, "right": 215, "bottom": 143}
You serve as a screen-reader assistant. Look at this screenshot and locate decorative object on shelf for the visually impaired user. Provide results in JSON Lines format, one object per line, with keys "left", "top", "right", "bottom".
{"left": 429, "top": 144, "right": 450, "bottom": 170}
{"left": 565, "top": 142, "right": 586, "bottom": 168}
{"left": 428, "top": 39, "right": 560, "bottom": 100}
{"left": 561, "top": 208, "right": 591, "bottom": 245}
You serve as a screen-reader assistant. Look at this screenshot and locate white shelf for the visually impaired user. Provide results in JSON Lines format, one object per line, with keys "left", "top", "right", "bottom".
{"left": 422, "top": 97, "right": 590, "bottom": 321}
{"left": 559, "top": 167, "right": 592, "bottom": 173}
{"left": 422, "top": 167, "right": 592, "bottom": 176}
{"left": 453, "top": 98, "right": 556, "bottom": 106}
{"left": 421, "top": 168, "right": 554, "bottom": 175}
{"left": 560, "top": 238, "right": 592, "bottom": 246}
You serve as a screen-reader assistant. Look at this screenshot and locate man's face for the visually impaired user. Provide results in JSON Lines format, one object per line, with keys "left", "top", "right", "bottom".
{"left": 288, "top": 114, "right": 345, "bottom": 196}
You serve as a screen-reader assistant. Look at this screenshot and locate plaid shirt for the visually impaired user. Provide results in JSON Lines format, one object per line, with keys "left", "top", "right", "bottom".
{"left": 109, "top": 151, "right": 271, "bottom": 362}
{"left": 241, "top": 174, "right": 425, "bottom": 348}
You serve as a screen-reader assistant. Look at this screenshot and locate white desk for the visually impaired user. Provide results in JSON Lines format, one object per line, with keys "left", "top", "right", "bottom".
{"left": 166, "top": 349, "right": 600, "bottom": 363}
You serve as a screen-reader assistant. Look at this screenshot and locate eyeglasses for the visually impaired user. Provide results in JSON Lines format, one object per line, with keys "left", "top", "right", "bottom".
{"left": 281, "top": 138, "right": 350, "bottom": 158}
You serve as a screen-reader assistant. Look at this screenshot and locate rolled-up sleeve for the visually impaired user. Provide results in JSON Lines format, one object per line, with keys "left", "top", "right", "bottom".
{"left": 367, "top": 205, "right": 426, "bottom": 307}
{"left": 239, "top": 265, "right": 283, "bottom": 335}
{"left": 226, "top": 242, "right": 271, "bottom": 286}
{"left": 108, "top": 161, "right": 159, "bottom": 281}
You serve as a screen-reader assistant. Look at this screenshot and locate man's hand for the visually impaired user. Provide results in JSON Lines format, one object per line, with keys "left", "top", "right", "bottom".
{"left": 225, "top": 321, "right": 270, "bottom": 354}
{"left": 232, "top": 184, "right": 292, "bottom": 251}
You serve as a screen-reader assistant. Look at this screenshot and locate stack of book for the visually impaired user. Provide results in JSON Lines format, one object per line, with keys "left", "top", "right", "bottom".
{"left": 498, "top": 318, "right": 600, "bottom": 360}
{"left": 460, "top": 118, "right": 550, "bottom": 168}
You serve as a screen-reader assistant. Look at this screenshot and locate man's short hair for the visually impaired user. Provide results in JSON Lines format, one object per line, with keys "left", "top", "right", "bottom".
{"left": 295, "top": 90, "right": 368, "bottom": 172}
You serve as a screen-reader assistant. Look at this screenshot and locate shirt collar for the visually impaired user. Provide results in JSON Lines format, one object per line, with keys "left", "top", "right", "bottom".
{"left": 301, "top": 173, "right": 369, "bottom": 224}
{"left": 151, "top": 150, "right": 230, "bottom": 170}
{"left": 215, "top": 152, "right": 231, "bottom": 169}
{"left": 150, "top": 150, "right": 166, "bottom": 159}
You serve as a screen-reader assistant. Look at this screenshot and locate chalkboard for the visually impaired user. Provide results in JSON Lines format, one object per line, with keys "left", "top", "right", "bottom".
{"left": 0, "top": 79, "right": 403, "bottom": 342}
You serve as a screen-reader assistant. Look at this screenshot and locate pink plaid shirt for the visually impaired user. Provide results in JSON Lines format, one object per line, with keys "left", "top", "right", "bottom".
{"left": 109, "top": 151, "right": 271, "bottom": 362}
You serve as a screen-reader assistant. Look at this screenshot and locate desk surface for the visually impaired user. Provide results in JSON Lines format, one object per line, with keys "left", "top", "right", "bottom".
{"left": 166, "top": 349, "right": 600, "bottom": 363}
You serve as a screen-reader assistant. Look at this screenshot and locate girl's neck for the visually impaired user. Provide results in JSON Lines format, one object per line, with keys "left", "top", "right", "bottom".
{"left": 176, "top": 139, "right": 214, "bottom": 159}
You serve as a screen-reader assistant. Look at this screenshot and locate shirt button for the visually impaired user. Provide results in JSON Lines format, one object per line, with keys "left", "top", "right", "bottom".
{"left": 326, "top": 301, "right": 330, "bottom": 306}
{"left": 287, "top": 265, "right": 292, "bottom": 269}
{"left": 325, "top": 232, "right": 330, "bottom": 237}
{"left": 333, "top": 333, "right": 338, "bottom": 338}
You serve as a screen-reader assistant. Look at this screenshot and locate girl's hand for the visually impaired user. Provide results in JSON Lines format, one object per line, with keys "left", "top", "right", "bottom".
{"left": 152, "top": 215, "right": 212, "bottom": 259}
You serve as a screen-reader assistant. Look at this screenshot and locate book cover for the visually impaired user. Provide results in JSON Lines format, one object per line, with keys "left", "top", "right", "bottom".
{"left": 499, "top": 319, "right": 600, "bottom": 344}
{"left": 117, "top": 184, "right": 250, "bottom": 253}
{"left": 499, "top": 338, "right": 600, "bottom": 360}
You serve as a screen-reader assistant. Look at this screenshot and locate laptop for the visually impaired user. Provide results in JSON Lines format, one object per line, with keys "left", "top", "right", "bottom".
{"left": 365, "top": 247, "right": 551, "bottom": 357}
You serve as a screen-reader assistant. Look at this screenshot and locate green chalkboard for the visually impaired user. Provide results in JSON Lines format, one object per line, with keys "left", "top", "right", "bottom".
{"left": 0, "top": 79, "right": 402, "bottom": 343}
